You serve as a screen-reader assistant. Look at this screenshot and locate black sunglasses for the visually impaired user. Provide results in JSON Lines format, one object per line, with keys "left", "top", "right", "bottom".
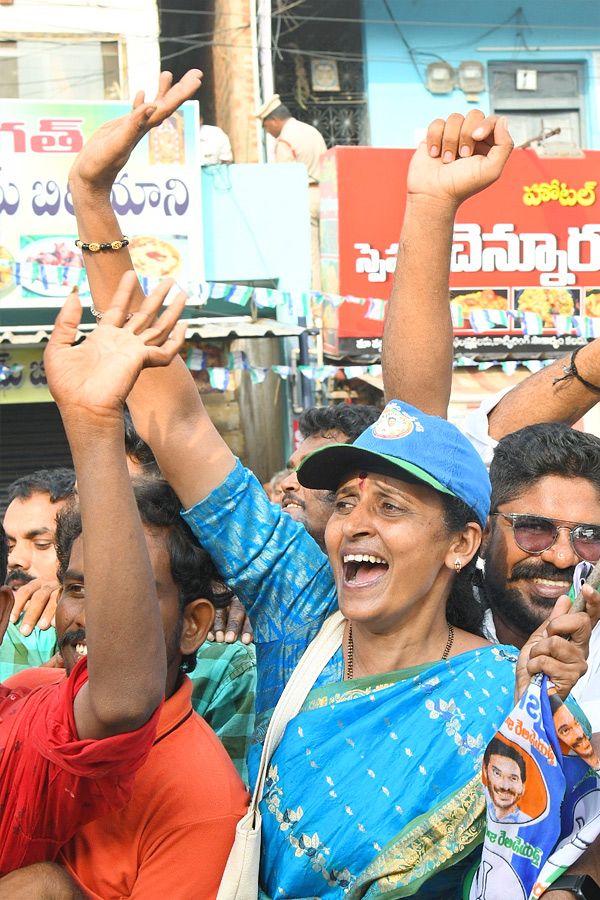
{"left": 492, "top": 513, "right": 600, "bottom": 563}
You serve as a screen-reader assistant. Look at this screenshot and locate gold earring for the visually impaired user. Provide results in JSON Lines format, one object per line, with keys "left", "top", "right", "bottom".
{"left": 454, "top": 558, "right": 462, "bottom": 574}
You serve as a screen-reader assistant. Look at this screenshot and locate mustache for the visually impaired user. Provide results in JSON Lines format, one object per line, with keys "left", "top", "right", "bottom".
{"left": 282, "top": 496, "right": 305, "bottom": 509}
{"left": 58, "top": 629, "right": 86, "bottom": 654}
{"left": 5, "top": 569, "right": 35, "bottom": 588}
{"left": 509, "top": 560, "right": 575, "bottom": 584}
{"left": 492, "top": 786, "right": 518, "bottom": 798}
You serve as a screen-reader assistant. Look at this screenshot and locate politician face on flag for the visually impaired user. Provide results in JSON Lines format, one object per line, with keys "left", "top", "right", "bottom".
{"left": 484, "top": 737, "right": 531, "bottom": 824}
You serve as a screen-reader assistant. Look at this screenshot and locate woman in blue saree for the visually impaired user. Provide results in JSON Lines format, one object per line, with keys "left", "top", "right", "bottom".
{"left": 185, "top": 399, "right": 523, "bottom": 899}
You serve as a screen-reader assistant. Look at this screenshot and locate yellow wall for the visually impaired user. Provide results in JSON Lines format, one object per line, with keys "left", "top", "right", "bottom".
{"left": 0, "top": 347, "right": 52, "bottom": 404}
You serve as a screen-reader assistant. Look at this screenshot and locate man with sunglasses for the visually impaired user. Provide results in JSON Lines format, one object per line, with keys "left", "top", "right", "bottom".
{"left": 481, "top": 422, "right": 600, "bottom": 731}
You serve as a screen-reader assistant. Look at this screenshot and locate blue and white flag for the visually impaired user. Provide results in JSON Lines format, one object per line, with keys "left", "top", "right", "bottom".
{"left": 470, "top": 675, "right": 600, "bottom": 899}
{"left": 520, "top": 312, "right": 544, "bottom": 335}
{"left": 207, "top": 368, "right": 230, "bottom": 391}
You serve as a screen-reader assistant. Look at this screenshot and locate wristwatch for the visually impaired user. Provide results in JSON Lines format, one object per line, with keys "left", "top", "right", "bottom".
{"left": 544, "top": 875, "right": 600, "bottom": 899}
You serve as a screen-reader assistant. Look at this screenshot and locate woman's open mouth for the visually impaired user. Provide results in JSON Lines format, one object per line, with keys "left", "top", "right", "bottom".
{"left": 343, "top": 553, "right": 389, "bottom": 586}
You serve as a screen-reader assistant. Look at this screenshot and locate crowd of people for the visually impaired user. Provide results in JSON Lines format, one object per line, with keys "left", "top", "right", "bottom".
{"left": 1, "top": 69, "right": 600, "bottom": 899}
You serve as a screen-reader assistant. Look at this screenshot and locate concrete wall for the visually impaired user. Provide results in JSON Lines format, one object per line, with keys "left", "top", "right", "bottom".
{"left": 361, "top": 0, "right": 600, "bottom": 150}
{"left": 212, "top": 0, "right": 261, "bottom": 163}
{"left": 0, "top": 0, "right": 161, "bottom": 99}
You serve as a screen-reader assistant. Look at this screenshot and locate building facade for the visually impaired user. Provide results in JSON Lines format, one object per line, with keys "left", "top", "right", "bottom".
{"left": 361, "top": 0, "right": 600, "bottom": 151}
{"left": 0, "top": 0, "right": 161, "bottom": 101}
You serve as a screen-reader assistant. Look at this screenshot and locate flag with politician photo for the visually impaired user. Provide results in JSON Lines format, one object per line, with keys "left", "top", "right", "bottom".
{"left": 468, "top": 672, "right": 600, "bottom": 900}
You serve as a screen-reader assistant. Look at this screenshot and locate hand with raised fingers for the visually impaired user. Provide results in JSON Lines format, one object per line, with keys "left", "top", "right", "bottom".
{"left": 69, "top": 69, "right": 202, "bottom": 190}
{"left": 514, "top": 586, "right": 600, "bottom": 702}
{"left": 9, "top": 578, "right": 60, "bottom": 635}
{"left": 44, "top": 274, "right": 187, "bottom": 425}
{"left": 406, "top": 110, "right": 514, "bottom": 208}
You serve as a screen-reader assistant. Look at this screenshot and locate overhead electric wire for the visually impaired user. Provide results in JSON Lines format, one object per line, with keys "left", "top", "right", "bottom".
{"left": 2, "top": 2, "right": 599, "bottom": 93}
{"left": 379, "top": 0, "right": 423, "bottom": 84}
{"left": 12, "top": 2, "right": 593, "bottom": 30}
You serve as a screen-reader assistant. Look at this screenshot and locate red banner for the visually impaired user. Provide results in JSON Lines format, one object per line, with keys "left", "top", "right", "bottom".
{"left": 319, "top": 147, "right": 600, "bottom": 358}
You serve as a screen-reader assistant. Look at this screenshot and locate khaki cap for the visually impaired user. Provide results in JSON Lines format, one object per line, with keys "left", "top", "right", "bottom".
{"left": 255, "top": 94, "right": 283, "bottom": 121}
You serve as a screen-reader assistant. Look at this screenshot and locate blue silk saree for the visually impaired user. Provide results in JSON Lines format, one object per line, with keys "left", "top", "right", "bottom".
{"left": 253, "top": 648, "right": 517, "bottom": 900}
{"left": 183, "top": 464, "right": 519, "bottom": 899}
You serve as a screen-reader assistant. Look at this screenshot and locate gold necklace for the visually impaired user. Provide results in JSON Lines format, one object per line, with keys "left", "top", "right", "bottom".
{"left": 345, "top": 622, "right": 455, "bottom": 680}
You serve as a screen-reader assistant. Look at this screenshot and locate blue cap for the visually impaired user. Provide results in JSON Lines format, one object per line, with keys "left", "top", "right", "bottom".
{"left": 297, "top": 400, "right": 491, "bottom": 526}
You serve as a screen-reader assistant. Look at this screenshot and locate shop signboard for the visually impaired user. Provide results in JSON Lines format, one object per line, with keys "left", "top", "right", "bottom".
{"left": 0, "top": 100, "right": 202, "bottom": 314}
{"left": 320, "top": 146, "right": 600, "bottom": 359}
{"left": 0, "top": 346, "right": 52, "bottom": 403}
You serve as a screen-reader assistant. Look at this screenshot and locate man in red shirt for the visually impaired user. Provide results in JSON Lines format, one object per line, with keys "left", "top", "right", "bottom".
{"left": 0, "top": 274, "right": 184, "bottom": 891}
{"left": 6, "top": 477, "right": 249, "bottom": 900}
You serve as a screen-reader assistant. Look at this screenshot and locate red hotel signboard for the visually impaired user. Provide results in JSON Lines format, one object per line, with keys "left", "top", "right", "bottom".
{"left": 319, "top": 146, "right": 600, "bottom": 359}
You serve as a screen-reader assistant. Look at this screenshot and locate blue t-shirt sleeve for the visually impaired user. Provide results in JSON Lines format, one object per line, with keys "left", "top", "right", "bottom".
{"left": 182, "top": 460, "right": 337, "bottom": 642}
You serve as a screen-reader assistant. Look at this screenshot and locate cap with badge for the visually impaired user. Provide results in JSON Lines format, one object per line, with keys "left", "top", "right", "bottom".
{"left": 297, "top": 399, "right": 491, "bottom": 527}
{"left": 255, "top": 95, "right": 283, "bottom": 121}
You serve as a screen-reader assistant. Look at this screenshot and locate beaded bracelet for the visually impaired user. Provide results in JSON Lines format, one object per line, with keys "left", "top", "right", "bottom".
{"left": 75, "top": 237, "right": 129, "bottom": 253}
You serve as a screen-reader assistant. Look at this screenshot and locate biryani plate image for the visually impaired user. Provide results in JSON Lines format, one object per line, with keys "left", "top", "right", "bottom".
{"left": 450, "top": 288, "right": 509, "bottom": 312}
{"left": 585, "top": 290, "right": 600, "bottom": 318}
{"left": 516, "top": 287, "right": 578, "bottom": 328}
{"left": 128, "top": 236, "right": 182, "bottom": 279}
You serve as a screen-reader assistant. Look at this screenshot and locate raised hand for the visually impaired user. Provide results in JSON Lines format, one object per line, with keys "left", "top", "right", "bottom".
{"left": 44, "top": 274, "right": 187, "bottom": 424}
{"left": 70, "top": 69, "right": 202, "bottom": 190}
{"left": 406, "top": 110, "right": 514, "bottom": 208}
{"left": 514, "top": 585, "right": 600, "bottom": 702}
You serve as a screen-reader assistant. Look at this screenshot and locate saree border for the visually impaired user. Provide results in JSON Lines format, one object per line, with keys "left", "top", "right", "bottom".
{"left": 345, "top": 774, "right": 485, "bottom": 899}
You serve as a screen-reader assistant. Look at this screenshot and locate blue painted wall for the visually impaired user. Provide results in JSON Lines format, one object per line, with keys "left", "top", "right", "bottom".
{"left": 201, "top": 162, "right": 311, "bottom": 291}
{"left": 361, "top": 0, "right": 600, "bottom": 149}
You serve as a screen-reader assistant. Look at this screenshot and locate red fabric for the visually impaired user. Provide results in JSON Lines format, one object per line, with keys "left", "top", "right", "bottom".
{"left": 0, "top": 658, "right": 160, "bottom": 875}
{"left": 3, "top": 667, "right": 63, "bottom": 690}
{"left": 9, "top": 669, "right": 249, "bottom": 899}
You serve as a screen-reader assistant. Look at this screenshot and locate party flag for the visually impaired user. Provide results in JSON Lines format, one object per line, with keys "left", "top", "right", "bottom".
{"left": 207, "top": 368, "right": 230, "bottom": 391}
{"left": 520, "top": 312, "right": 544, "bottom": 335}
{"left": 365, "top": 298, "right": 387, "bottom": 321}
{"left": 228, "top": 350, "right": 249, "bottom": 370}
{"left": 186, "top": 348, "right": 207, "bottom": 371}
{"left": 470, "top": 673, "right": 600, "bottom": 899}
{"left": 272, "top": 366, "right": 293, "bottom": 380}
{"left": 250, "top": 367, "right": 269, "bottom": 384}
{"left": 523, "top": 360, "right": 545, "bottom": 373}
{"left": 552, "top": 315, "right": 572, "bottom": 335}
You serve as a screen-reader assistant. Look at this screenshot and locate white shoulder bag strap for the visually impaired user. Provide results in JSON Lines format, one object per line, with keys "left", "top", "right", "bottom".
{"left": 217, "top": 610, "right": 346, "bottom": 900}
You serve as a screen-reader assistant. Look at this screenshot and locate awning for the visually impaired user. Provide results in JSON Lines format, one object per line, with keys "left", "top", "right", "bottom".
{"left": 0, "top": 316, "right": 309, "bottom": 345}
